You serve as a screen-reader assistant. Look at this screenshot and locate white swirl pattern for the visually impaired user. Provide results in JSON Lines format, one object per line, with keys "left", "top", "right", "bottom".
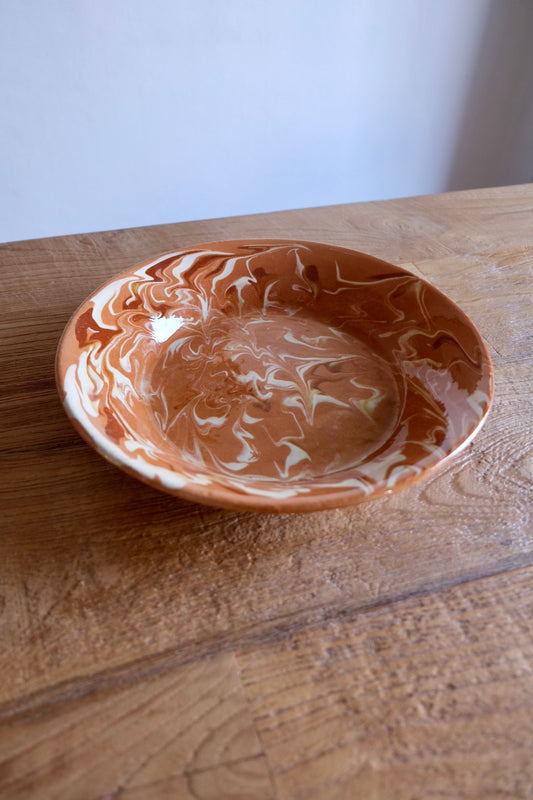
{"left": 57, "top": 241, "right": 493, "bottom": 510}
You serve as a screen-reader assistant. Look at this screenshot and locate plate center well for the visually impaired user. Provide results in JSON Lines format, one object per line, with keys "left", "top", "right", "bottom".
{"left": 148, "top": 310, "right": 402, "bottom": 483}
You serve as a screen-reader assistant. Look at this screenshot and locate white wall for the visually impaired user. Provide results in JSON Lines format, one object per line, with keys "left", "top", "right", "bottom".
{"left": 1, "top": 0, "right": 531, "bottom": 243}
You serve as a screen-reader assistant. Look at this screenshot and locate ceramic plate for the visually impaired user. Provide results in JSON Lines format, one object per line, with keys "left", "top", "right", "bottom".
{"left": 56, "top": 240, "right": 493, "bottom": 512}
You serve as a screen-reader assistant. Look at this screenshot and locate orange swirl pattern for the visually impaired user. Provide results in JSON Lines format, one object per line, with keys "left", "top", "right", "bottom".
{"left": 56, "top": 241, "right": 493, "bottom": 511}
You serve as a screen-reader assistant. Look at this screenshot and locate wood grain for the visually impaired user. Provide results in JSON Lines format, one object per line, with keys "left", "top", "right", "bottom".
{"left": 0, "top": 653, "right": 275, "bottom": 799}
{"left": 238, "top": 566, "right": 533, "bottom": 800}
{"left": 1, "top": 184, "right": 532, "bottom": 798}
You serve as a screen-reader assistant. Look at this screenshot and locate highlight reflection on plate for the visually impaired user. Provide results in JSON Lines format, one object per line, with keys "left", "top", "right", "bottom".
{"left": 56, "top": 240, "right": 493, "bottom": 512}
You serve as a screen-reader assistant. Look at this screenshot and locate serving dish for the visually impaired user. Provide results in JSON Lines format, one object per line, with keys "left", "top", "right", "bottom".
{"left": 56, "top": 240, "right": 493, "bottom": 512}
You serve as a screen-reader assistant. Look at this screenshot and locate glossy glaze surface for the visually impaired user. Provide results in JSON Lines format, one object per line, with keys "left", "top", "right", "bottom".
{"left": 56, "top": 240, "right": 493, "bottom": 511}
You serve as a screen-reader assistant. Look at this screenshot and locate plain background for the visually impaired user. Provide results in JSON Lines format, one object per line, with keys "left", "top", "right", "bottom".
{"left": 1, "top": 0, "right": 532, "bottom": 243}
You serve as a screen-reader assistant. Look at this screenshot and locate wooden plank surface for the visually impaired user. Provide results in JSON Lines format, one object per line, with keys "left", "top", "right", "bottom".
{"left": 237, "top": 566, "right": 533, "bottom": 800}
{"left": 1, "top": 652, "right": 275, "bottom": 800}
{"left": 1, "top": 184, "right": 532, "bottom": 798}
{"left": 2, "top": 569, "right": 532, "bottom": 799}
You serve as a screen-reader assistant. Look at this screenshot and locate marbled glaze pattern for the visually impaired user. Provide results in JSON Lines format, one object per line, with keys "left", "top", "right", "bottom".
{"left": 56, "top": 241, "right": 493, "bottom": 511}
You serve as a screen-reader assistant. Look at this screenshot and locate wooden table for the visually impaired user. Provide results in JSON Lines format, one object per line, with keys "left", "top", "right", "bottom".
{"left": 2, "top": 185, "right": 532, "bottom": 799}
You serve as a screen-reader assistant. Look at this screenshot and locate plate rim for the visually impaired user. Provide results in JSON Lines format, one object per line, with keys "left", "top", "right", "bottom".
{"left": 56, "top": 238, "right": 494, "bottom": 513}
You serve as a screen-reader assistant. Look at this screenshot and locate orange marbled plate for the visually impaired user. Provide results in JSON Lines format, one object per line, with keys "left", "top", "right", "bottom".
{"left": 56, "top": 240, "right": 493, "bottom": 512}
